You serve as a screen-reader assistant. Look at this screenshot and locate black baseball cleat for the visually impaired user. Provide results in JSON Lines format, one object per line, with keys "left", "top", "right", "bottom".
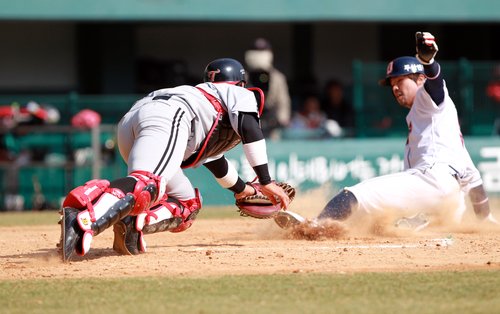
{"left": 60, "top": 207, "right": 84, "bottom": 262}
{"left": 274, "top": 211, "right": 306, "bottom": 229}
{"left": 113, "top": 216, "right": 141, "bottom": 255}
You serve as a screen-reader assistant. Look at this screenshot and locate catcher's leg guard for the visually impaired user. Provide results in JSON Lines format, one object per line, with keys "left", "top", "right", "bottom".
{"left": 170, "top": 188, "right": 202, "bottom": 233}
{"left": 90, "top": 194, "right": 138, "bottom": 235}
{"left": 59, "top": 179, "right": 122, "bottom": 261}
{"left": 112, "top": 190, "right": 202, "bottom": 255}
{"left": 317, "top": 189, "right": 357, "bottom": 221}
{"left": 85, "top": 184, "right": 158, "bottom": 254}
{"left": 59, "top": 177, "right": 158, "bottom": 261}
{"left": 60, "top": 192, "right": 135, "bottom": 262}
{"left": 128, "top": 171, "right": 166, "bottom": 213}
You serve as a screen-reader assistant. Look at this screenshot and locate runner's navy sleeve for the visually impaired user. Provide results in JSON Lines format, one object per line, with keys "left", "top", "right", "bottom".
{"left": 423, "top": 61, "right": 445, "bottom": 105}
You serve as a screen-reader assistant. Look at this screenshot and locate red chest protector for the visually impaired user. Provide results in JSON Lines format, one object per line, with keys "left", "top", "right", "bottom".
{"left": 181, "top": 87, "right": 264, "bottom": 168}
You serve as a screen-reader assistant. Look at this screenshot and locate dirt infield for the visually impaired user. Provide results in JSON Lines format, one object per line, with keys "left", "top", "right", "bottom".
{"left": 1, "top": 209, "right": 500, "bottom": 280}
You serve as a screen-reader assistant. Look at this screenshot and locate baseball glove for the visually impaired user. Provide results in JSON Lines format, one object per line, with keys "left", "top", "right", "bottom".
{"left": 235, "top": 181, "right": 296, "bottom": 219}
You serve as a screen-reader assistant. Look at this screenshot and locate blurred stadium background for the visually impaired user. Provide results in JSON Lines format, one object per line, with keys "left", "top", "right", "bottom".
{"left": 1, "top": 0, "right": 500, "bottom": 210}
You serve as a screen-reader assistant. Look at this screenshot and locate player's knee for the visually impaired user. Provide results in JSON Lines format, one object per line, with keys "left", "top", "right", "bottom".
{"left": 120, "top": 171, "right": 168, "bottom": 215}
{"left": 318, "top": 189, "right": 357, "bottom": 221}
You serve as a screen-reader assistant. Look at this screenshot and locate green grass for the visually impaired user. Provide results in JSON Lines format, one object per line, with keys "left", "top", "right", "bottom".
{"left": 0, "top": 211, "right": 61, "bottom": 226}
{"left": 0, "top": 206, "right": 239, "bottom": 226}
{"left": 1, "top": 271, "right": 500, "bottom": 314}
{"left": 197, "top": 205, "right": 241, "bottom": 220}
{"left": 3, "top": 208, "right": 500, "bottom": 314}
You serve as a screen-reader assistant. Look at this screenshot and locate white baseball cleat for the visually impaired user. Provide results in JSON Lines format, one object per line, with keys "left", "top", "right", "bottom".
{"left": 274, "top": 211, "right": 306, "bottom": 229}
{"left": 394, "top": 213, "right": 430, "bottom": 232}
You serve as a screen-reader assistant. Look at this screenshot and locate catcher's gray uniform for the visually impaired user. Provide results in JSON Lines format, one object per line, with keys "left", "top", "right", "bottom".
{"left": 59, "top": 58, "right": 294, "bottom": 261}
{"left": 117, "top": 82, "right": 261, "bottom": 201}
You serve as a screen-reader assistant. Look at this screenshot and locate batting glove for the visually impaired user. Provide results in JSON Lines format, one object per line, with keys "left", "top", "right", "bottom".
{"left": 415, "top": 32, "right": 438, "bottom": 65}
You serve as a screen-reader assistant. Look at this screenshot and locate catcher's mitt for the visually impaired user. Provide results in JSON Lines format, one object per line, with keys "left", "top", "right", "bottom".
{"left": 235, "top": 181, "right": 296, "bottom": 219}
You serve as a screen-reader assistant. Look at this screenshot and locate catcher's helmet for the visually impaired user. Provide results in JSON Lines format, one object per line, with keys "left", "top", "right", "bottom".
{"left": 379, "top": 56, "right": 425, "bottom": 87}
{"left": 204, "top": 58, "right": 246, "bottom": 85}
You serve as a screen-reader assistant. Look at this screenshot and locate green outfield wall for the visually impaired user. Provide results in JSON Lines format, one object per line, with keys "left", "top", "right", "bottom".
{"left": 183, "top": 137, "right": 500, "bottom": 205}
{"left": 3, "top": 136, "right": 500, "bottom": 210}
{"left": 1, "top": 0, "right": 499, "bottom": 22}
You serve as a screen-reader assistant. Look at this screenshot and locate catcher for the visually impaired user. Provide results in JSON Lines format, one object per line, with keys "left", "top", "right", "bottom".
{"left": 59, "top": 58, "right": 295, "bottom": 261}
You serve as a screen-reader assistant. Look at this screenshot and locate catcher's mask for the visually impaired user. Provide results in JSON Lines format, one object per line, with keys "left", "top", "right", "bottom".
{"left": 204, "top": 58, "right": 247, "bottom": 87}
{"left": 379, "top": 56, "right": 425, "bottom": 87}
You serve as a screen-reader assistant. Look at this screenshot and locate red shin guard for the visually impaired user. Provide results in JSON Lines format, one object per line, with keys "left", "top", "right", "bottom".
{"left": 171, "top": 189, "right": 202, "bottom": 233}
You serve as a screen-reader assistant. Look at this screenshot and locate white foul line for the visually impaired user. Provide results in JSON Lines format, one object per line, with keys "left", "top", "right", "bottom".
{"left": 176, "top": 238, "right": 455, "bottom": 252}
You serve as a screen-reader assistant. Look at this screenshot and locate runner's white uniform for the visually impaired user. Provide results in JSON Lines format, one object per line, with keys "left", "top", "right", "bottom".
{"left": 347, "top": 82, "right": 482, "bottom": 222}
{"left": 117, "top": 82, "right": 260, "bottom": 201}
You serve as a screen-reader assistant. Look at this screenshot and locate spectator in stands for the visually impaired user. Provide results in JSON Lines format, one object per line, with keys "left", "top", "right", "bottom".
{"left": 321, "top": 79, "right": 355, "bottom": 129}
{"left": 287, "top": 94, "right": 343, "bottom": 139}
{"left": 245, "top": 38, "right": 292, "bottom": 139}
{"left": 289, "top": 94, "right": 327, "bottom": 130}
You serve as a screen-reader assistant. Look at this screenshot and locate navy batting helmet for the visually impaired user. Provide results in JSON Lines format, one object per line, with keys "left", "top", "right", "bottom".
{"left": 204, "top": 58, "right": 246, "bottom": 85}
{"left": 379, "top": 57, "right": 425, "bottom": 87}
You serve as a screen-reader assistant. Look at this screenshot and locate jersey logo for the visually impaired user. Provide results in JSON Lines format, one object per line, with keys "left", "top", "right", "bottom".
{"left": 387, "top": 61, "right": 393, "bottom": 75}
{"left": 207, "top": 69, "right": 221, "bottom": 82}
{"left": 406, "top": 121, "right": 412, "bottom": 145}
